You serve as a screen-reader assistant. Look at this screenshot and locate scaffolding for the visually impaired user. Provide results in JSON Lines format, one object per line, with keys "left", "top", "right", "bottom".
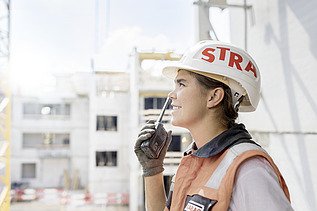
{"left": 193, "top": 0, "right": 253, "bottom": 50}
{"left": 0, "top": 0, "right": 10, "bottom": 210}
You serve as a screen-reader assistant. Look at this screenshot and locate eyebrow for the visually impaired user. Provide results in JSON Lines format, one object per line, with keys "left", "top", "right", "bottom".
{"left": 174, "top": 78, "right": 187, "bottom": 84}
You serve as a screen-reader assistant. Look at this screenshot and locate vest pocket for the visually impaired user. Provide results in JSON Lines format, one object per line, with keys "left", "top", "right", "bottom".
{"left": 184, "top": 194, "right": 217, "bottom": 211}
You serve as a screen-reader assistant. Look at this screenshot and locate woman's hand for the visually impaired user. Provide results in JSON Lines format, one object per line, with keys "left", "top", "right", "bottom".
{"left": 134, "top": 120, "right": 172, "bottom": 177}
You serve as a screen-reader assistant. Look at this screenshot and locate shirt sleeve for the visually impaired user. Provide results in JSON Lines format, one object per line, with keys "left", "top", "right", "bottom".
{"left": 229, "top": 157, "right": 294, "bottom": 211}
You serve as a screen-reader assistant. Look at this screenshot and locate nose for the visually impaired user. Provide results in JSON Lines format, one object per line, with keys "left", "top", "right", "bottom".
{"left": 168, "top": 89, "right": 176, "bottom": 100}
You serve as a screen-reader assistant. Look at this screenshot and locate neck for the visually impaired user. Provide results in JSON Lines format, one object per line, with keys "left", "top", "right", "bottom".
{"left": 188, "top": 117, "right": 227, "bottom": 149}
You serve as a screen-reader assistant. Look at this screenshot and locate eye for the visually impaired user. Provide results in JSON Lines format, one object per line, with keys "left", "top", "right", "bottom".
{"left": 178, "top": 82, "right": 185, "bottom": 87}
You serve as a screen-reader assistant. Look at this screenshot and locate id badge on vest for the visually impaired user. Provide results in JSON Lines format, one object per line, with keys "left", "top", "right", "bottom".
{"left": 184, "top": 194, "right": 217, "bottom": 211}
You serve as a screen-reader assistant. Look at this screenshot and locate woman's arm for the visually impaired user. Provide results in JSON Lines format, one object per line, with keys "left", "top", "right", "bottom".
{"left": 134, "top": 121, "right": 172, "bottom": 210}
{"left": 144, "top": 172, "right": 167, "bottom": 211}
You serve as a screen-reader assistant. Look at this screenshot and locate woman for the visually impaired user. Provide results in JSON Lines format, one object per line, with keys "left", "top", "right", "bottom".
{"left": 134, "top": 40, "right": 293, "bottom": 211}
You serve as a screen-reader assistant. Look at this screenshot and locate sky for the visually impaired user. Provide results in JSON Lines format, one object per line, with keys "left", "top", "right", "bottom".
{"left": 9, "top": 0, "right": 230, "bottom": 93}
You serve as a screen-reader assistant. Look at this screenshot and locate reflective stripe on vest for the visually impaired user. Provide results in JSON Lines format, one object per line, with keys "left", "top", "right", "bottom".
{"left": 205, "top": 143, "right": 264, "bottom": 189}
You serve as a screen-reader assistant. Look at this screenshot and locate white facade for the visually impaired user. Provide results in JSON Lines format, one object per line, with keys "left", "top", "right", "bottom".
{"left": 88, "top": 71, "right": 130, "bottom": 193}
{"left": 227, "top": 1, "right": 317, "bottom": 210}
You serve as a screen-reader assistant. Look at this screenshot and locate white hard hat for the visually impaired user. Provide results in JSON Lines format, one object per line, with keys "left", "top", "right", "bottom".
{"left": 162, "top": 40, "right": 261, "bottom": 112}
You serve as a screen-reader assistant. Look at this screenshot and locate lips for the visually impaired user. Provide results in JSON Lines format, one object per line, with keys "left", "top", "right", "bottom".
{"left": 171, "top": 105, "right": 182, "bottom": 110}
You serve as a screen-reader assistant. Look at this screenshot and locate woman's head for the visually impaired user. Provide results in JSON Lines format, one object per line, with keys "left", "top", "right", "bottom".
{"left": 168, "top": 69, "right": 239, "bottom": 129}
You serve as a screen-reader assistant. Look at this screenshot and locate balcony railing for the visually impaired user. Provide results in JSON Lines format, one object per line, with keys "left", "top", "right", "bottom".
{"left": 23, "top": 144, "right": 70, "bottom": 150}
{"left": 23, "top": 114, "right": 70, "bottom": 120}
{"left": 140, "top": 109, "right": 172, "bottom": 123}
{"left": 38, "top": 148, "right": 71, "bottom": 158}
{"left": 164, "top": 151, "right": 182, "bottom": 166}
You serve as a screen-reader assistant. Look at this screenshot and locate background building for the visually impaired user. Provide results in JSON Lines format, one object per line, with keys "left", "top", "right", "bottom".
{"left": 11, "top": 73, "right": 90, "bottom": 189}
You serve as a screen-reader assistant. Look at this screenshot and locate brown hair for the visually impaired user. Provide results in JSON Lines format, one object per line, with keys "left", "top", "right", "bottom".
{"left": 188, "top": 71, "right": 238, "bottom": 128}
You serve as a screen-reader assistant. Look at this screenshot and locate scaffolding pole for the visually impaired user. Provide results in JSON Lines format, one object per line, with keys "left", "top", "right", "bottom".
{"left": 0, "top": 0, "right": 10, "bottom": 210}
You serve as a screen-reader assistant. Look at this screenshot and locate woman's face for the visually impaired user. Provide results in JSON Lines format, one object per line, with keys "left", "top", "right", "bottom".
{"left": 168, "top": 70, "right": 209, "bottom": 128}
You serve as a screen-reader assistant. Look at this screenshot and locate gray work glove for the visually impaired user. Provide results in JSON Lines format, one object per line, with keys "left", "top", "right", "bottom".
{"left": 134, "top": 120, "right": 172, "bottom": 177}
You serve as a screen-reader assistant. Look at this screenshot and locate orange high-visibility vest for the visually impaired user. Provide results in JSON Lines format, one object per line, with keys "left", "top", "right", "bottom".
{"left": 165, "top": 143, "right": 290, "bottom": 211}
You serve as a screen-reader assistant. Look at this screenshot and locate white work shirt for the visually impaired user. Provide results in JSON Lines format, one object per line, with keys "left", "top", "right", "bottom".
{"left": 229, "top": 157, "right": 294, "bottom": 211}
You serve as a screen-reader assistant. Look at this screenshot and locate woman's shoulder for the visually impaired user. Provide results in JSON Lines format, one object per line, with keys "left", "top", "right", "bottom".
{"left": 230, "top": 156, "right": 293, "bottom": 211}
{"left": 235, "top": 156, "right": 278, "bottom": 181}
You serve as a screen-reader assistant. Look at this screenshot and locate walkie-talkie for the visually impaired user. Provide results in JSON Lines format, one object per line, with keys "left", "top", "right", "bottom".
{"left": 141, "top": 98, "right": 172, "bottom": 159}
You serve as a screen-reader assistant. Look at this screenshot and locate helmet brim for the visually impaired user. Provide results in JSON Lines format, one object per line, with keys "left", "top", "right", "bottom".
{"left": 162, "top": 62, "right": 198, "bottom": 79}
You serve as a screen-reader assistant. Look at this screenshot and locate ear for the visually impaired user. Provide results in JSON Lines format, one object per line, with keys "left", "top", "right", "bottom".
{"left": 207, "top": 87, "right": 225, "bottom": 109}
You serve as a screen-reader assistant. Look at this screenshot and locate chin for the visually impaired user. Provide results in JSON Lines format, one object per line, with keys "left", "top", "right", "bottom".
{"left": 170, "top": 118, "right": 179, "bottom": 126}
{"left": 171, "top": 117, "right": 186, "bottom": 128}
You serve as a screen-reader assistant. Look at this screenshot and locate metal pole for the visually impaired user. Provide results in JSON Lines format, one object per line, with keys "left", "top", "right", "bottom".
{"left": 244, "top": 0, "right": 248, "bottom": 50}
{"left": 129, "top": 48, "right": 141, "bottom": 211}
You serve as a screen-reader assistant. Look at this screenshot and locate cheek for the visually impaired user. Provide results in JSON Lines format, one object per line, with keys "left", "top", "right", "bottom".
{"left": 188, "top": 93, "right": 209, "bottom": 116}
{"left": 171, "top": 104, "right": 205, "bottom": 128}
{"left": 171, "top": 93, "right": 207, "bottom": 127}
{"left": 187, "top": 102, "right": 206, "bottom": 117}
{"left": 182, "top": 98, "right": 206, "bottom": 119}
{"left": 188, "top": 90, "right": 207, "bottom": 108}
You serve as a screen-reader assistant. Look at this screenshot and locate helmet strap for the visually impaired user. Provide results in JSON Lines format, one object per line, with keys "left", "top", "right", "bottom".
{"left": 232, "top": 91, "right": 244, "bottom": 112}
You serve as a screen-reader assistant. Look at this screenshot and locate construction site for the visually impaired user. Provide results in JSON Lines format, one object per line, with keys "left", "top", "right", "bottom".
{"left": 1, "top": 0, "right": 317, "bottom": 210}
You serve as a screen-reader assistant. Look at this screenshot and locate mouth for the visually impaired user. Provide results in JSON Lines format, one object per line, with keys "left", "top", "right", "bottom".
{"left": 172, "top": 105, "right": 182, "bottom": 110}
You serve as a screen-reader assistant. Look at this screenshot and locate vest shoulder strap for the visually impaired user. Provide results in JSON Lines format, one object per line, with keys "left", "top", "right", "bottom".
{"left": 205, "top": 142, "right": 264, "bottom": 189}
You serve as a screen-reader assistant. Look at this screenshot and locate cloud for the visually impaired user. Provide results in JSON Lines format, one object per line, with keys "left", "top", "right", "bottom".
{"left": 93, "top": 26, "right": 174, "bottom": 71}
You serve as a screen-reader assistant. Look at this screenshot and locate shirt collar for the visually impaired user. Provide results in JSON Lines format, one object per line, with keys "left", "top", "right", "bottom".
{"left": 183, "top": 123, "right": 253, "bottom": 158}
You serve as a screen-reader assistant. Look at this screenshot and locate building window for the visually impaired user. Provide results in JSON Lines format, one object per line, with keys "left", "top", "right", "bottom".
{"left": 168, "top": 135, "right": 181, "bottom": 152}
{"left": 23, "top": 103, "right": 40, "bottom": 115}
{"left": 96, "top": 151, "right": 117, "bottom": 167}
{"left": 23, "top": 103, "right": 70, "bottom": 117}
{"left": 23, "top": 133, "right": 70, "bottom": 148}
{"left": 96, "top": 115, "right": 117, "bottom": 131}
{"left": 21, "top": 163, "right": 36, "bottom": 179}
{"left": 144, "top": 97, "right": 171, "bottom": 110}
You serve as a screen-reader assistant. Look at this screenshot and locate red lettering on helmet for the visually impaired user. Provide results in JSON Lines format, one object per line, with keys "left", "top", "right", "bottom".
{"left": 200, "top": 47, "right": 257, "bottom": 78}
{"left": 201, "top": 48, "right": 215, "bottom": 63}
{"left": 245, "top": 61, "right": 257, "bottom": 78}
{"left": 229, "top": 52, "right": 243, "bottom": 71}
{"left": 217, "top": 47, "right": 230, "bottom": 61}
